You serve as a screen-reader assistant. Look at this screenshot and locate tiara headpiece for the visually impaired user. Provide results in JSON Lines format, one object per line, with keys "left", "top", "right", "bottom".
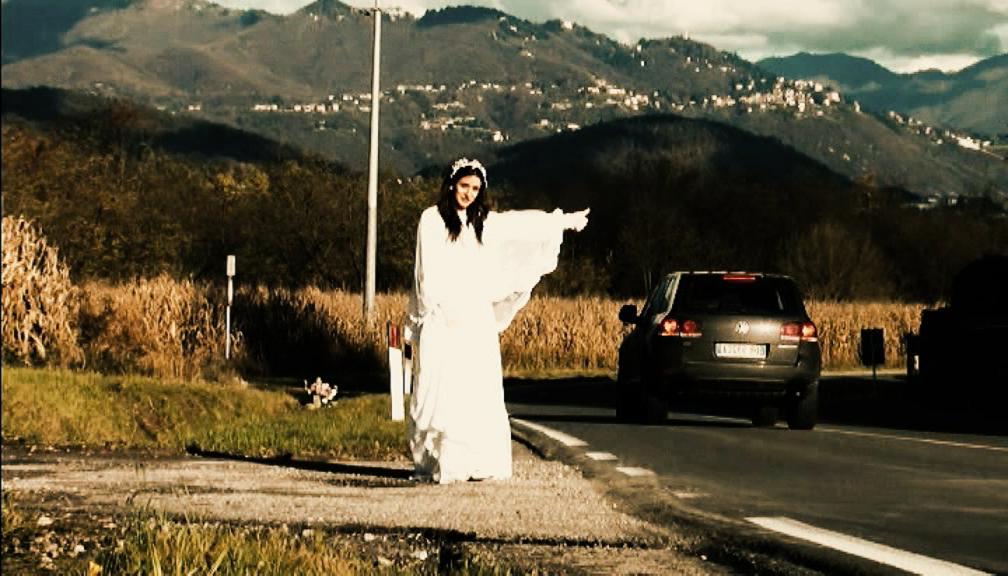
{"left": 450, "top": 157, "right": 487, "bottom": 183}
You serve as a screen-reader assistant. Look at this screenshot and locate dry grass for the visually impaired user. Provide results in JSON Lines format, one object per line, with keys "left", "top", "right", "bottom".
{"left": 78, "top": 276, "right": 229, "bottom": 380}
{"left": 3, "top": 256, "right": 925, "bottom": 378}
{"left": 2, "top": 490, "right": 26, "bottom": 535}
{"left": 504, "top": 297, "right": 922, "bottom": 372}
{"left": 297, "top": 287, "right": 407, "bottom": 368}
{"left": 98, "top": 515, "right": 365, "bottom": 576}
{"left": 229, "top": 288, "right": 406, "bottom": 379}
{"left": 1, "top": 215, "right": 82, "bottom": 367}
{"left": 502, "top": 295, "right": 626, "bottom": 373}
{"left": 230, "top": 290, "right": 925, "bottom": 373}
{"left": 806, "top": 300, "right": 926, "bottom": 369}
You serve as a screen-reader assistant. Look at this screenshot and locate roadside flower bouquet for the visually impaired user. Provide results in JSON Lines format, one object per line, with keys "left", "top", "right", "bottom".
{"left": 304, "top": 376, "right": 338, "bottom": 408}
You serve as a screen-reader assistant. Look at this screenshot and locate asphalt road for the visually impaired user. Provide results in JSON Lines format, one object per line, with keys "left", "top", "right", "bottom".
{"left": 505, "top": 376, "right": 1008, "bottom": 575}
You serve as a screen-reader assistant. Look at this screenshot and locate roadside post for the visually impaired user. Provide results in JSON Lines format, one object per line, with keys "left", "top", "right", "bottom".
{"left": 859, "top": 328, "right": 885, "bottom": 381}
{"left": 388, "top": 322, "right": 405, "bottom": 421}
{"left": 226, "top": 255, "right": 235, "bottom": 360}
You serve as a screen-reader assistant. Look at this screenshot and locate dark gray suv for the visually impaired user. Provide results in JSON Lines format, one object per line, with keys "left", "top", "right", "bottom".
{"left": 616, "top": 272, "right": 821, "bottom": 429}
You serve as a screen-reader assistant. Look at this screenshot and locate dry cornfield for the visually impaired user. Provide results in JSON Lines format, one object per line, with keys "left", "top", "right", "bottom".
{"left": 78, "top": 276, "right": 228, "bottom": 379}
{"left": 504, "top": 297, "right": 922, "bottom": 372}
{"left": 3, "top": 266, "right": 927, "bottom": 378}
{"left": 1, "top": 215, "right": 82, "bottom": 367}
{"left": 501, "top": 295, "right": 627, "bottom": 373}
{"left": 806, "top": 300, "right": 927, "bottom": 369}
{"left": 297, "top": 287, "right": 408, "bottom": 360}
{"left": 258, "top": 290, "right": 625, "bottom": 374}
{"left": 261, "top": 291, "right": 921, "bottom": 373}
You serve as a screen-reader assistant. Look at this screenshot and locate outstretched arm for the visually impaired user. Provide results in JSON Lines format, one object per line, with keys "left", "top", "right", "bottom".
{"left": 485, "top": 207, "right": 590, "bottom": 243}
{"left": 484, "top": 207, "right": 591, "bottom": 331}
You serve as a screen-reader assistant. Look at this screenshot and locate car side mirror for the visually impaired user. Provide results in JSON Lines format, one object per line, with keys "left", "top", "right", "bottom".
{"left": 618, "top": 304, "right": 639, "bottom": 324}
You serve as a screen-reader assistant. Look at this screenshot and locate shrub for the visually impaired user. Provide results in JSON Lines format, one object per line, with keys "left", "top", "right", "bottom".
{"left": 1, "top": 215, "right": 82, "bottom": 366}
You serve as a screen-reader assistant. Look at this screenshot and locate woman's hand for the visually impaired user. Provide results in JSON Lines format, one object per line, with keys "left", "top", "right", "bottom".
{"left": 565, "top": 208, "right": 590, "bottom": 232}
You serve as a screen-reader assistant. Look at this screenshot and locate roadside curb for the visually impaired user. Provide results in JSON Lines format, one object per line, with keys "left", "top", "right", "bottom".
{"left": 509, "top": 417, "right": 910, "bottom": 576}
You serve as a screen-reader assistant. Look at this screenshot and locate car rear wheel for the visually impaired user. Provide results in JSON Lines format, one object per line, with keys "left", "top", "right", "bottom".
{"left": 787, "top": 381, "right": 818, "bottom": 430}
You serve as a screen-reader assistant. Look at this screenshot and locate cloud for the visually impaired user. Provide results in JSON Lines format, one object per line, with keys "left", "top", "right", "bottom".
{"left": 212, "top": 0, "right": 1008, "bottom": 71}
{"left": 759, "top": 0, "right": 1006, "bottom": 56}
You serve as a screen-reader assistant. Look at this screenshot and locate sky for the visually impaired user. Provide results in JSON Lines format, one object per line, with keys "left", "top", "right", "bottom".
{"left": 211, "top": 0, "right": 1008, "bottom": 73}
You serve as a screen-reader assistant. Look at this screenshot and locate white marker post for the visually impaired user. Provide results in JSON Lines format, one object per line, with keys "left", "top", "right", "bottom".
{"left": 225, "top": 255, "right": 235, "bottom": 360}
{"left": 387, "top": 322, "right": 404, "bottom": 421}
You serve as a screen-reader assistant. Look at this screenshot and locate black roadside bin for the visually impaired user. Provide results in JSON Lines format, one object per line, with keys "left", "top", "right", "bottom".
{"left": 860, "top": 328, "right": 885, "bottom": 378}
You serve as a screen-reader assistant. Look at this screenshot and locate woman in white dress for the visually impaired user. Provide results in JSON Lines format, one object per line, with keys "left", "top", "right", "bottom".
{"left": 407, "top": 158, "right": 589, "bottom": 483}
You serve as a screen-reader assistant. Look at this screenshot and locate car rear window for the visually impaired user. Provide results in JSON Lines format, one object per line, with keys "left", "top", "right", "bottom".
{"left": 673, "top": 275, "right": 805, "bottom": 315}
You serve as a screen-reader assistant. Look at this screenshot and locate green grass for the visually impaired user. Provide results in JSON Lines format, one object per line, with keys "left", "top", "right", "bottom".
{"left": 1, "top": 367, "right": 406, "bottom": 460}
{"left": 98, "top": 514, "right": 525, "bottom": 576}
{"left": 98, "top": 515, "right": 367, "bottom": 576}
{"left": 2, "top": 492, "right": 523, "bottom": 576}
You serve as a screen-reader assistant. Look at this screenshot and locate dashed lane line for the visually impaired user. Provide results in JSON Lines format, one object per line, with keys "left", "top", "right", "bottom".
{"left": 510, "top": 417, "right": 993, "bottom": 572}
{"left": 747, "top": 516, "right": 991, "bottom": 576}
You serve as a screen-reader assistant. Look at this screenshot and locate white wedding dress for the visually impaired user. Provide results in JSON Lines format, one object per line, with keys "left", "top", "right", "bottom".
{"left": 406, "top": 206, "right": 569, "bottom": 483}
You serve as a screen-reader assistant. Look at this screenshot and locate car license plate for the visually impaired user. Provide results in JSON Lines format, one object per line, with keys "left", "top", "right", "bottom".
{"left": 715, "top": 343, "right": 767, "bottom": 359}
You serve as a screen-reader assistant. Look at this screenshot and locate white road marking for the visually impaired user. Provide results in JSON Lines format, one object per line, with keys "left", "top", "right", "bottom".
{"left": 615, "top": 466, "right": 655, "bottom": 477}
{"left": 585, "top": 451, "right": 618, "bottom": 461}
{"left": 669, "top": 412, "right": 751, "bottom": 425}
{"left": 510, "top": 418, "right": 587, "bottom": 447}
{"left": 817, "top": 427, "right": 1008, "bottom": 453}
{"left": 747, "top": 516, "right": 991, "bottom": 576}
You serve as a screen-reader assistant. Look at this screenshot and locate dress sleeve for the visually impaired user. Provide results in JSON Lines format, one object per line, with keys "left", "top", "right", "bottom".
{"left": 484, "top": 210, "right": 568, "bottom": 331}
{"left": 407, "top": 208, "right": 448, "bottom": 334}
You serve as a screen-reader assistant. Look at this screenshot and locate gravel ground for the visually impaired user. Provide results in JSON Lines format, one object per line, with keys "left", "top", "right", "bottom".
{"left": 2, "top": 442, "right": 724, "bottom": 574}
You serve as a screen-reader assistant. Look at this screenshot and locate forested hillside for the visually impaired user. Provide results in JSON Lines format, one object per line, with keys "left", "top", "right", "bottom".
{"left": 3, "top": 87, "right": 1006, "bottom": 300}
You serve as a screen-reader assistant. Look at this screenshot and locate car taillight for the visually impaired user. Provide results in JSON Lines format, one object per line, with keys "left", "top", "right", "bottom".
{"left": 660, "top": 316, "right": 702, "bottom": 338}
{"left": 781, "top": 321, "right": 818, "bottom": 342}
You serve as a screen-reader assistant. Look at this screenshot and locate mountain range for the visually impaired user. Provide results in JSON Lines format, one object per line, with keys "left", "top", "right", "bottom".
{"left": 2, "top": 0, "right": 1006, "bottom": 198}
{"left": 758, "top": 52, "right": 1008, "bottom": 140}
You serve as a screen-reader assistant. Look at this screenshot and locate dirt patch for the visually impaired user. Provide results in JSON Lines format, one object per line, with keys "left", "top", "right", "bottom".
{"left": 2, "top": 443, "right": 721, "bottom": 574}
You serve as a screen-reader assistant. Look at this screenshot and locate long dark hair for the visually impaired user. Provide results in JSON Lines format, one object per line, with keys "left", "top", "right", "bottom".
{"left": 436, "top": 163, "right": 490, "bottom": 242}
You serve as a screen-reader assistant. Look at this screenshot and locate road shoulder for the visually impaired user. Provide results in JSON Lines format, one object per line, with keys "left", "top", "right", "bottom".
{"left": 2, "top": 442, "right": 721, "bottom": 575}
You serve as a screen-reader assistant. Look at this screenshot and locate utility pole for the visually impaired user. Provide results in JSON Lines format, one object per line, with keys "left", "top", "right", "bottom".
{"left": 363, "top": 0, "right": 381, "bottom": 322}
